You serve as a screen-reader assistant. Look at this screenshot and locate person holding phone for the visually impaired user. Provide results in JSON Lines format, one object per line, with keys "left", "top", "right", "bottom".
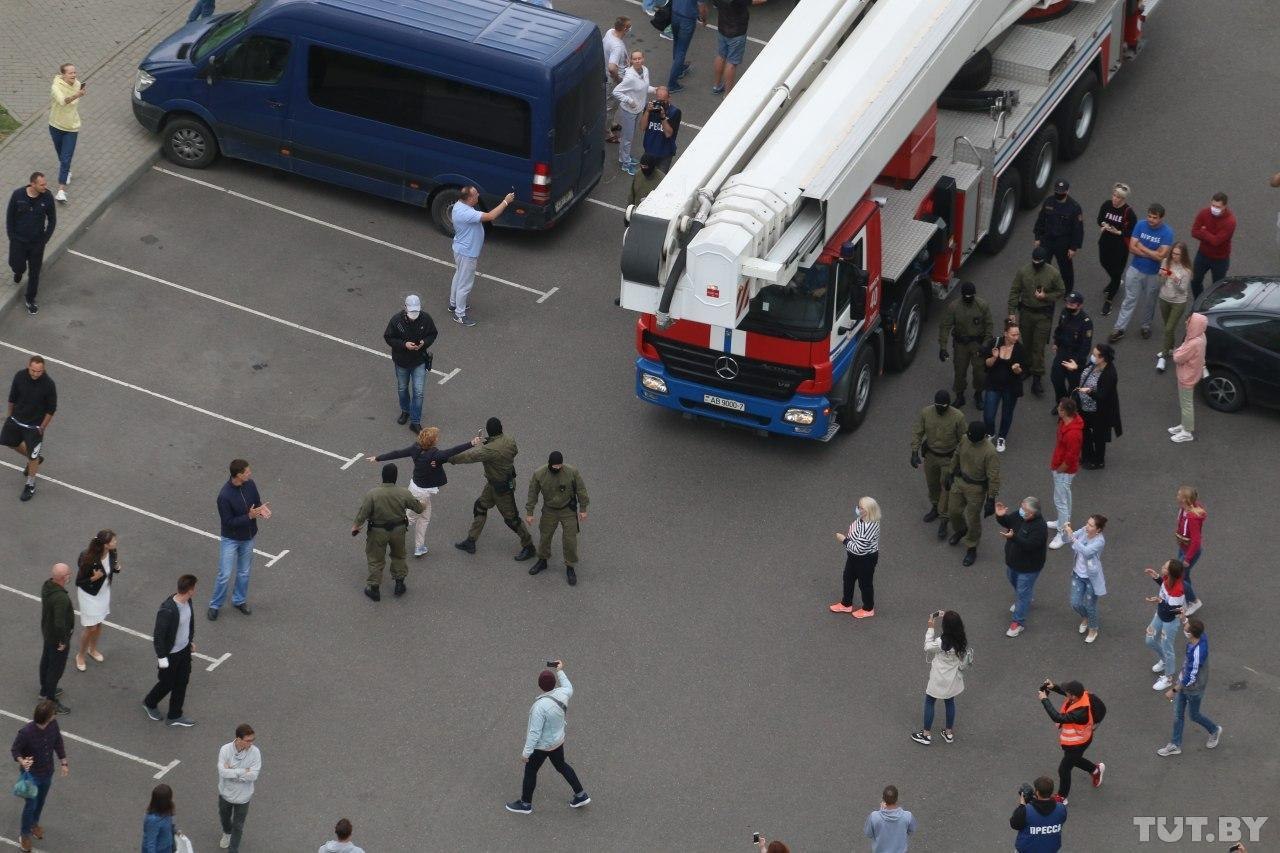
{"left": 383, "top": 294, "right": 438, "bottom": 434}
{"left": 911, "top": 610, "right": 968, "bottom": 746}
{"left": 981, "top": 321, "right": 1027, "bottom": 452}
{"left": 506, "top": 660, "right": 590, "bottom": 815}
{"left": 1145, "top": 559, "right": 1186, "bottom": 692}
{"left": 1154, "top": 242, "right": 1192, "bottom": 373}
{"left": 210, "top": 459, "right": 269, "bottom": 621}
{"left": 48, "top": 64, "right": 85, "bottom": 203}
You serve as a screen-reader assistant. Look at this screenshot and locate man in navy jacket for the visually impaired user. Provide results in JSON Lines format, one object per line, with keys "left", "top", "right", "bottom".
{"left": 211, "top": 459, "right": 268, "bottom": 621}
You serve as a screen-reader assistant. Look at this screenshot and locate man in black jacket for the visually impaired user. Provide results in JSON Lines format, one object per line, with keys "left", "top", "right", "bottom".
{"left": 995, "top": 496, "right": 1048, "bottom": 637}
{"left": 383, "top": 294, "right": 438, "bottom": 434}
{"left": 1038, "top": 679, "right": 1105, "bottom": 804}
{"left": 38, "top": 563, "right": 73, "bottom": 713}
{"left": 6, "top": 172, "right": 57, "bottom": 315}
{"left": 143, "top": 574, "right": 198, "bottom": 727}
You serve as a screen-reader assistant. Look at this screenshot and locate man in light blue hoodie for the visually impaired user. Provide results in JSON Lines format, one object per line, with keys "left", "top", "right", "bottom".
{"left": 505, "top": 660, "right": 590, "bottom": 814}
{"left": 864, "top": 785, "right": 917, "bottom": 853}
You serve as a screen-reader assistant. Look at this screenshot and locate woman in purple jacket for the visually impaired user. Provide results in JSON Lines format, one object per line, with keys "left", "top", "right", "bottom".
{"left": 10, "top": 700, "right": 68, "bottom": 851}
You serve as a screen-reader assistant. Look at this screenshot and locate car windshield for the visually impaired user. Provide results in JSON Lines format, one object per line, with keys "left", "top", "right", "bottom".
{"left": 192, "top": 1, "right": 259, "bottom": 64}
{"left": 738, "top": 264, "right": 832, "bottom": 341}
{"left": 1200, "top": 278, "right": 1276, "bottom": 311}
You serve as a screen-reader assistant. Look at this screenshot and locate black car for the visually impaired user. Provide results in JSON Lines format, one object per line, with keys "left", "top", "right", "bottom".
{"left": 1195, "top": 276, "right": 1280, "bottom": 413}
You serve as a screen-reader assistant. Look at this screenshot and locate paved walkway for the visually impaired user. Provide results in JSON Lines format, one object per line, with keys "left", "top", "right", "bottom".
{"left": 0, "top": 0, "right": 241, "bottom": 316}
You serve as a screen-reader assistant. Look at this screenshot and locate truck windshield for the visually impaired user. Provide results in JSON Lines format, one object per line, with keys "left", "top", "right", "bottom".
{"left": 738, "top": 264, "right": 832, "bottom": 341}
{"left": 192, "top": 1, "right": 259, "bottom": 64}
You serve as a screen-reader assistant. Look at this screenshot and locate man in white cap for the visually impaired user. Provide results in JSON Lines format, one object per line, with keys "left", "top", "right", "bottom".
{"left": 383, "top": 294, "right": 437, "bottom": 433}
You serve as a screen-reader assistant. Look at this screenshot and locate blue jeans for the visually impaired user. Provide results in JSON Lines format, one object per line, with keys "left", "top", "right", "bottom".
{"left": 1146, "top": 612, "right": 1177, "bottom": 676}
{"left": 1070, "top": 574, "right": 1099, "bottom": 630}
{"left": 20, "top": 772, "right": 52, "bottom": 836}
{"left": 668, "top": 15, "right": 696, "bottom": 89}
{"left": 187, "top": 0, "right": 216, "bottom": 22}
{"left": 394, "top": 363, "right": 426, "bottom": 424}
{"left": 1170, "top": 690, "right": 1217, "bottom": 747}
{"left": 212, "top": 537, "right": 254, "bottom": 609}
{"left": 983, "top": 389, "right": 1018, "bottom": 440}
{"left": 1178, "top": 547, "right": 1200, "bottom": 604}
{"left": 1007, "top": 567, "right": 1040, "bottom": 625}
{"left": 49, "top": 127, "right": 78, "bottom": 186}
{"left": 922, "top": 694, "right": 955, "bottom": 731}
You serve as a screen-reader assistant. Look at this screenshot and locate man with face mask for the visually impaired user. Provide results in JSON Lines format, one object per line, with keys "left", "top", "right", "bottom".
{"left": 1188, "top": 192, "right": 1236, "bottom": 300}
{"left": 938, "top": 281, "right": 993, "bottom": 408}
{"left": 450, "top": 418, "right": 536, "bottom": 561}
{"left": 383, "top": 294, "right": 437, "bottom": 434}
{"left": 911, "top": 391, "right": 966, "bottom": 535}
{"left": 1049, "top": 292, "right": 1092, "bottom": 412}
{"left": 943, "top": 421, "right": 1001, "bottom": 567}
{"left": 524, "top": 452, "right": 590, "bottom": 586}
{"left": 1033, "top": 178, "right": 1084, "bottom": 290}
{"left": 1008, "top": 247, "right": 1065, "bottom": 397}
{"left": 629, "top": 154, "right": 665, "bottom": 207}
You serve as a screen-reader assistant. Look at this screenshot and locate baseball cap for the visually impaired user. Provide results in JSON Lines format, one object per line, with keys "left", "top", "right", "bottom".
{"left": 1054, "top": 178, "right": 1070, "bottom": 192}
{"left": 1032, "top": 246, "right": 1050, "bottom": 262}
{"left": 405, "top": 294, "right": 421, "bottom": 313}
{"left": 1065, "top": 291, "right": 1084, "bottom": 305}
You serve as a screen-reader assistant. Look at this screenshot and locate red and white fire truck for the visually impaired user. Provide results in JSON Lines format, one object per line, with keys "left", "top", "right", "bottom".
{"left": 618, "top": 0, "right": 1157, "bottom": 439}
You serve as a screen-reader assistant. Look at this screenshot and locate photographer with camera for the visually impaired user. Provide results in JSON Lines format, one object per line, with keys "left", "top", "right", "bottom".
{"left": 505, "top": 660, "right": 590, "bottom": 815}
{"left": 642, "top": 86, "right": 682, "bottom": 174}
{"left": 1037, "top": 679, "right": 1105, "bottom": 804}
{"left": 1010, "top": 776, "right": 1066, "bottom": 852}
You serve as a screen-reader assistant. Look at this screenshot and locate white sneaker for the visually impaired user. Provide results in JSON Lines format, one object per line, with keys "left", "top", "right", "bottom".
{"left": 1048, "top": 532, "right": 1066, "bottom": 550}
{"left": 1010, "top": 603, "right": 1017, "bottom": 613}
{"left": 1156, "top": 743, "right": 1182, "bottom": 757}
{"left": 1078, "top": 619, "right": 1088, "bottom": 634}
{"left": 1207, "top": 724, "right": 1223, "bottom": 749}
{"left": 413, "top": 545, "right": 429, "bottom": 557}
{"left": 1085, "top": 629, "right": 1099, "bottom": 643}
{"left": 1155, "top": 354, "right": 1167, "bottom": 372}
{"left": 1153, "top": 675, "right": 1173, "bottom": 691}
{"left": 1152, "top": 660, "right": 1165, "bottom": 674}
{"left": 1171, "top": 429, "right": 1194, "bottom": 443}
{"left": 55, "top": 189, "right": 68, "bottom": 202}
{"left": 66, "top": 171, "right": 72, "bottom": 184}
{"left": 1184, "top": 599, "right": 1202, "bottom": 616}
{"left": 995, "top": 437, "right": 1006, "bottom": 453}
{"left": 1168, "top": 425, "right": 1184, "bottom": 434}
{"left": 1046, "top": 520, "right": 1059, "bottom": 530}
{"left": 1006, "top": 623, "right": 1025, "bottom": 638}
{"left": 220, "top": 833, "right": 232, "bottom": 849}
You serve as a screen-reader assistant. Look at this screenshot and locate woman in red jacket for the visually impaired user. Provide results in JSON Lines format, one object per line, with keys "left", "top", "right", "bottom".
{"left": 1048, "top": 398, "right": 1084, "bottom": 550}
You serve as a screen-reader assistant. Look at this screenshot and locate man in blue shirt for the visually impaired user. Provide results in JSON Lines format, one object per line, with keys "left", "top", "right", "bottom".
{"left": 641, "top": 86, "right": 681, "bottom": 173}
{"left": 1110, "top": 202, "right": 1173, "bottom": 342}
{"left": 449, "top": 187, "right": 513, "bottom": 328}
{"left": 667, "top": 0, "right": 707, "bottom": 92}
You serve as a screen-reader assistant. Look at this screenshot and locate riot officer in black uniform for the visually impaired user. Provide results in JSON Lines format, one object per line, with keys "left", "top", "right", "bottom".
{"left": 1033, "top": 178, "right": 1085, "bottom": 290}
{"left": 1049, "top": 291, "right": 1093, "bottom": 412}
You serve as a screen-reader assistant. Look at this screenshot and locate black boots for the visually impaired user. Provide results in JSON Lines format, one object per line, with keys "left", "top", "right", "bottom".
{"left": 529, "top": 559, "right": 548, "bottom": 575}
{"left": 1031, "top": 375, "right": 1044, "bottom": 397}
{"left": 513, "top": 544, "right": 536, "bottom": 562}
{"left": 454, "top": 538, "right": 477, "bottom": 554}
{"left": 948, "top": 528, "right": 967, "bottom": 546}
{"left": 953, "top": 391, "right": 966, "bottom": 408}
{"left": 393, "top": 579, "right": 406, "bottom": 597}
{"left": 962, "top": 548, "right": 977, "bottom": 567}
{"left": 566, "top": 566, "right": 577, "bottom": 586}
{"left": 364, "top": 585, "right": 381, "bottom": 601}
{"left": 922, "top": 505, "right": 939, "bottom": 523}
{"left": 937, "top": 519, "right": 949, "bottom": 540}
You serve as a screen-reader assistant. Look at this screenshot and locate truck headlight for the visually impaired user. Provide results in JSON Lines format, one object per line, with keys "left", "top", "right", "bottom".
{"left": 641, "top": 373, "right": 668, "bottom": 394}
{"left": 783, "top": 408, "right": 815, "bottom": 425}
{"left": 133, "top": 70, "right": 156, "bottom": 97}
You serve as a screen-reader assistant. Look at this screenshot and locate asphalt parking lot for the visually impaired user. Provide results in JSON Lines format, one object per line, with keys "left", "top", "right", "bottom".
{"left": 2, "top": 1, "right": 1279, "bottom": 850}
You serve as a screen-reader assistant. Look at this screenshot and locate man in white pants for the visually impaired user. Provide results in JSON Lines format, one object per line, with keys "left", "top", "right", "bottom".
{"left": 449, "top": 186, "right": 512, "bottom": 327}
{"left": 612, "top": 51, "right": 654, "bottom": 176}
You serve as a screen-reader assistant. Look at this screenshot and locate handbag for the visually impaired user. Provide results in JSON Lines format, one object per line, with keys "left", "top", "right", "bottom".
{"left": 650, "top": 2, "right": 672, "bottom": 31}
{"left": 176, "top": 831, "right": 195, "bottom": 853}
{"left": 12, "top": 770, "right": 37, "bottom": 799}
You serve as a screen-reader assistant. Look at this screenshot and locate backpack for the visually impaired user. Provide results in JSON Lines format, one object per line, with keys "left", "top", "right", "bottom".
{"left": 1089, "top": 693, "right": 1107, "bottom": 727}
{"left": 650, "top": 2, "right": 672, "bottom": 31}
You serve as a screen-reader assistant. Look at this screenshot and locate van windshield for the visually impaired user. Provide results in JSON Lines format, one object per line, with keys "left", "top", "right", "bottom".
{"left": 192, "top": 1, "right": 259, "bottom": 64}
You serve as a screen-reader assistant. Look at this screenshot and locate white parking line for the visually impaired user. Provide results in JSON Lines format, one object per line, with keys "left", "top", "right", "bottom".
{"left": 0, "top": 708, "right": 180, "bottom": 779}
{"left": 152, "top": 167, "right": 555, "bottom": 301}
{"left": 0, "top": 461, "right": 288, "bottom": 566}
{"left": 67, "top": 251, "right": 458, "bottom": 385}
{"left": 1, "top": 836, "right": 45, "bottom": 851}
{"left": 588, "top": 198, "right": 628, "bottom": 213}
{"left": 0, "top": 582, "right": 231, "bottom": 672}
{"left": 621, "top": 0, "right": 769, "bottom": 46}
{"left": 0, "top": 340, "right": 357, "bottom": 468}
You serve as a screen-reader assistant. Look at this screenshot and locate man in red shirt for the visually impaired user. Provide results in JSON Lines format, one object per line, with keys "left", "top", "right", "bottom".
{"left": 1189, "top": 192, "right": 1236, "bottom": 299}
{"left": 1048, "top": 397, "right": 1083, "bottom": 550}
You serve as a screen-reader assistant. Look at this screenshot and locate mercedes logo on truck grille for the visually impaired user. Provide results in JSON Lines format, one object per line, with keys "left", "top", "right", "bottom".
{"left": 714, "top": 356, "right": 740, "bottom": 379}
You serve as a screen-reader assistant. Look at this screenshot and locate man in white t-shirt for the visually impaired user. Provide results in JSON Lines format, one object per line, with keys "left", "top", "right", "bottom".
{"left": 602, "top": 17, "right": 631, "bottom": 143}
{"left": 449, "top": 186, "right": 513, "bottom": 327}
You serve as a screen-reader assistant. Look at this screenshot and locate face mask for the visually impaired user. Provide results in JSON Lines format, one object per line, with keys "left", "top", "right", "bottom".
{"left": 1032, "top": 260, "right": 1046, "bottom": 269}
{"left": 935, "top": 404, "right": 949, "bottom": 415}
{"left": 1090, "top": 354, "right": 1099, "bottom": 365}
{"left": 1209, "top": 205, "right": 1224, "bottom": 217}
{"left": 854, "top": 506, "right": 862, "bottom": 518}
{"left": 1018, "top": 507, "right": 1028, "bottom": 519}
{"left": 962, "top": 295, "right": 975, "bottom": 304}
{"left": 406, "top": 311, "right": 420, "bottom": 320}
{"left": 1055, "top": 192, "right": 1067, "bottom": 200}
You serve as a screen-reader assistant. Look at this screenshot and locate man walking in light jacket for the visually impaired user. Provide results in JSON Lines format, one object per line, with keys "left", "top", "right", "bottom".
{"left": 505, "top": 660, "right": 590, "bottom": 814}
{"left": 216, "top": 723, "right": 261, "bottom": 852}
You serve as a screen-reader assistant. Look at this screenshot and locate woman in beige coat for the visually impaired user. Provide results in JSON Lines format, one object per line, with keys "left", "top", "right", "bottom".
{"left": 911, "top": 610, "right": 970, "bottom": 745}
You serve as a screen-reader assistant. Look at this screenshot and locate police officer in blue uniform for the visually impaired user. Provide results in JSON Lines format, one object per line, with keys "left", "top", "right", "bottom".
{"left": 1048, "top": 291, "right": 1093, "bottom": 412}
{"left": 1033, "top": 178, "right": 1085, "bottom": 291}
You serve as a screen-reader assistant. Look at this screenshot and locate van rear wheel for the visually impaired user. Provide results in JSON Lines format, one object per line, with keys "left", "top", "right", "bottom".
{"left": 430, "top": 187, "right": 463, "bottom": 237}
{"left": 161, "top": 117, "right": 218, "bottom": 169}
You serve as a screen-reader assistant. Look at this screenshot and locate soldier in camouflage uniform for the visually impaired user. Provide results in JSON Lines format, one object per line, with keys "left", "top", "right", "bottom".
{"left": 352, "top": 463, "right": 425, "bottom": 600}
{"left": 450, "top": 417, "right": 536, "bottom": 561}
{"left": 938, "top": 281, "right": 994, "bottom": 408}
{"left": 524, "top": 451, "right": 591, "bottom": 586}
{"left": 1008, "top": 246, "right": 1066, "bottom": 397}
{"left": 910, "top": 390, "right": 967, "bottom": 538}
{"left": 944, "top": 420, "right": 1002, "bottom": 567}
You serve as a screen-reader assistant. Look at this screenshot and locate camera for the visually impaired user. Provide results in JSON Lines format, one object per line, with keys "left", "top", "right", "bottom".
{"left": 1018, "top": 782, "right": 1034, "bottom": 802}
{"left": 1040, "top": 679, "right": 1053, "bottom": 692}
{"left": 752, "top": 833, "right": 760, "bottom": 844}
{"left": 546, "top": 660, "right": 558, "bottom": 668}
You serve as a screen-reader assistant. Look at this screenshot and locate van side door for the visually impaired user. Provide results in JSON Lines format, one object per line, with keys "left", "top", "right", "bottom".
{"left": 202, "top": 33, "right": 293, "bottom": 169}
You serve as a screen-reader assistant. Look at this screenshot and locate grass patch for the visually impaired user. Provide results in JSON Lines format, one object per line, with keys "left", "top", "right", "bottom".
{"left": 0, "top": 103, "right": 20, "bottom": 142}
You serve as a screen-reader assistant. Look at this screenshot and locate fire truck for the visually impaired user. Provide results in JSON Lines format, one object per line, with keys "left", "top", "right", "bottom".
{"left": 618, "top": 0, "right": 1157, "bottom": 439}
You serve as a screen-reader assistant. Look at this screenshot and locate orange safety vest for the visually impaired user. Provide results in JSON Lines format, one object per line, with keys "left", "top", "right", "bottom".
{"left": 1058, "top": 691, "right": 1094, "bottom": 747}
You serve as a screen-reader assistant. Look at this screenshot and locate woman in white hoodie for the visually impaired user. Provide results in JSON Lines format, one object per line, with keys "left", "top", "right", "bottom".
{"left": 910, "top": 610, "right": 969, "bottom": 745}
{"left": 612, "top": 51, "right": 654, "bottom": 176}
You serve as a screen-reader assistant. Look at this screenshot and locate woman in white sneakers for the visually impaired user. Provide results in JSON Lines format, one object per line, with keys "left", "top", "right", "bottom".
{"left": 911, "top": 609, "right": 969, "bottom": 745}
{"left": 1154, "top": 242, "right": 1192, "bottom": 373}
{"left": 611, "top": 51, "right": 653, "bottom": 176}
{"left": 1062, "top": 514, "right": 1106, "bottom": 643}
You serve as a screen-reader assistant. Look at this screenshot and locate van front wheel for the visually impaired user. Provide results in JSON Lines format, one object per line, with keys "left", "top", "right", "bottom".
{"left": 162, "top": 117, "right": 218, "bottom": 169}
{"left": 430, "top": 187, "right": 463, "bottom": 237}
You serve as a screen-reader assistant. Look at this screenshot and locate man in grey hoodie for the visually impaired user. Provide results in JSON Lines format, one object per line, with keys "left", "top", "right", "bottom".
{"left": 318, "top": 818, "right": 365, "bottom": 853}
{"left": 864, "top": 784, "right": 918, "bottom": 853}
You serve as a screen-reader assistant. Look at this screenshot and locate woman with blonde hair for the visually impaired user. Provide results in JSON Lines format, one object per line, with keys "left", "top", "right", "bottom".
{"left": 1155, "top": 241, "right": 1193, "bottom": 373}
{"left": 1096, "top": 182, "right": 1137, "bottom": 316}
{"left": 368, "top": 427, "right": 476, "bottom": 557}
{"left": 830, "top": 496, "right": 881, "bottom": 619}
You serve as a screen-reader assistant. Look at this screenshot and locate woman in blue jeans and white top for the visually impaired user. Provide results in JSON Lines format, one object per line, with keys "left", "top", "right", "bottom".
{"left": 1144, "top": 559, "right": 1185, "bottom": 692}
{"left": 911, "top": 609, "right": 968, "bottom": 745}
{"left": 1062, "top": 514, "right": 1106, "bottom": 644}
{"left": 982, "top": 321, "right": 1026, "bottom": 453}
{"left": 829, "top": 496, "right": 881, "bottom": 619}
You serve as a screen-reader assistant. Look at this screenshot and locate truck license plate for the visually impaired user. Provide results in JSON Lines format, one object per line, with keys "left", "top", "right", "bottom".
{"left": 704, "top": 394, "right": 745, "bottom": 412}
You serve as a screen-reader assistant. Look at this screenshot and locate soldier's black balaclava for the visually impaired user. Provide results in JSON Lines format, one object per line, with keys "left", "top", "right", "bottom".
{"left": 961, "top": 281, "right": 976, "bottom": 304}
{"left": 934, "top": 390, "right": 951, "bottom": 414}
{"left": 382, "top": 463, "right": 398, "bottom": 484}
{"left": 548, "top": 451, "right": 563, "bottom": 471}
{"left": 486, "top": 417, "right": 503, "bottom": 437}
{"left": 967, "top": 421, "right": 987, "bottom": 443}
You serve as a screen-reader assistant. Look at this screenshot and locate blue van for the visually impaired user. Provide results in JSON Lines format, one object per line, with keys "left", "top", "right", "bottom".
{"left": 132, "top": 0, "right": 605, "bottom": 233}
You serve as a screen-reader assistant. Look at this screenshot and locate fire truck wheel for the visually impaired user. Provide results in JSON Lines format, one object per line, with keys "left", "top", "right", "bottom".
{"left": 837, "top": 346, "right": 877, "bottom": 432}
{"left": 1056, "top": 70, "right": 1099, "bottom": 161}
{"left": 887, "top": 282, "right": 927, "bottom": 371}
{"left": 1017, "top": 125, "right": 1058, "bottom": 209}
{"left": 429, "top": 186, "right": 463, "bottom": 237}
{"left": 979, "top": 167, "right": 1020, "bottom": 256}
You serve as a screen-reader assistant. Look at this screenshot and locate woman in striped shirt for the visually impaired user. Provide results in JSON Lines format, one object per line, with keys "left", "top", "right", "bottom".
{"left": 1144, "top": 558, "right": 1186, "bottom": 691}
{"left": 830, "top": 497, "right": 881, "bottom": 619}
